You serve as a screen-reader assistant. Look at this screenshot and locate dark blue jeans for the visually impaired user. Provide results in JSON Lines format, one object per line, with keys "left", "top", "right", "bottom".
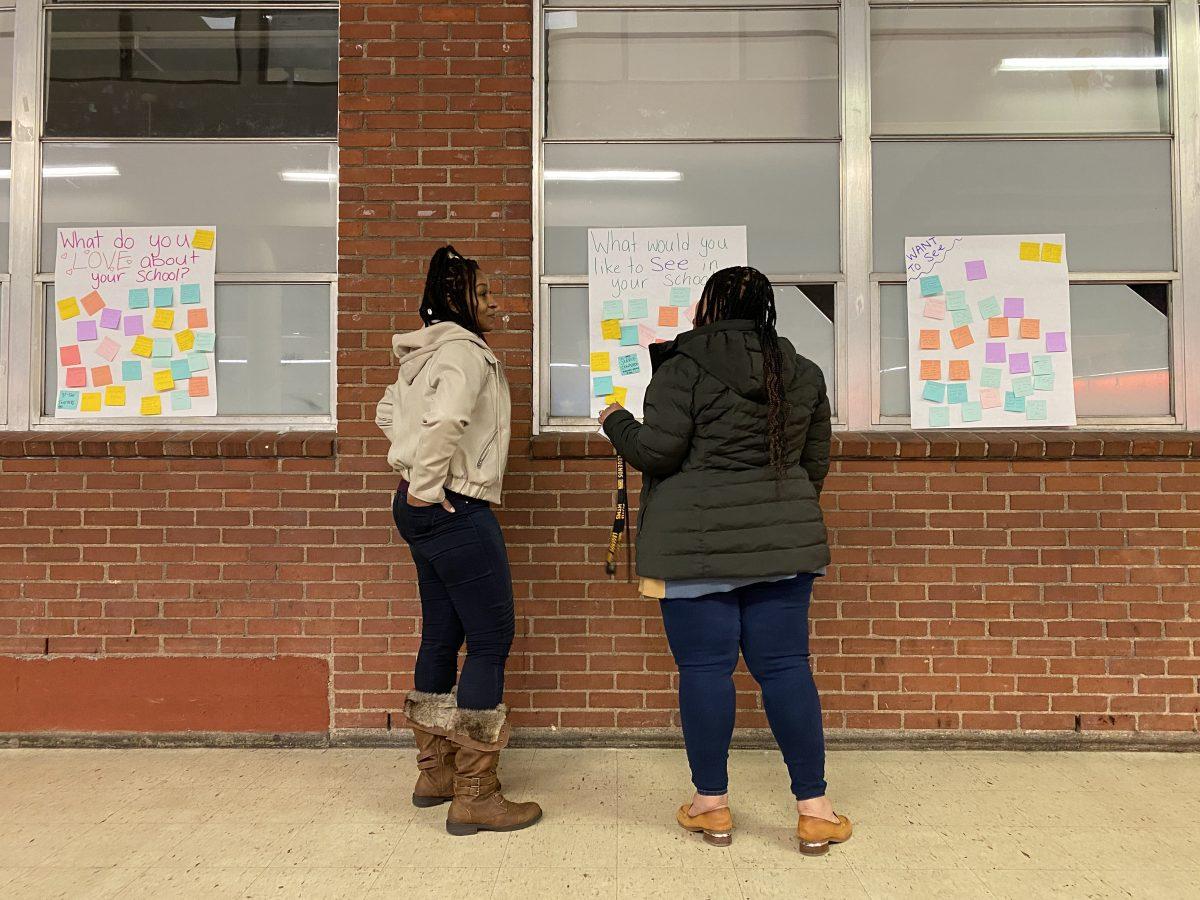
{"left": 660, "top": 575, "right": 827, "bottom": 801}
{"left": 392, "top": 486, "right": 515, "bottom": 710}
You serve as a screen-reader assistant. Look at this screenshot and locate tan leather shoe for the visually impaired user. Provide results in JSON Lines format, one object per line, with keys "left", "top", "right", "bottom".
{"left": 677, "top": 804, "right": 734, "bottom": 847}
{"left": 796, "top": 813, "right": 853, "bottom": 855}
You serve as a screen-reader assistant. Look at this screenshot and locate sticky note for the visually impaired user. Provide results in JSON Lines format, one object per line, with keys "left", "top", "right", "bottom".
{"left": 605, "top": 385, "right": 628, "bottom": 406}
{"left": 928, "top": 406, "right": 949, "bottom": 428}
{"left": 153, "top": 369, "right": 175, "bottom": 392}
{"left": 188, "top": 376, "right": 210, "bottom": 398}
{"left": 977, "top": 296, "right": 1001, "bottom": 320}
{"left": 620, "top": 325, "right": 638, "bottom": 347}
{"left": 152, "top": 308, "right": 174, "bottom": 330}
{"left": 105, "top": 385, "right": 126, "bottom": 407}
{"left": 948, "top": 360, "right": 970, "bottom": 381}
{"left": 1026, "top": 398, "right": 1048, "bottom": 421}
{"left": 80, "top": 392, "right": 102, "bottom": 412}
{"left": 1004, "top": 297, "right": 1024, "bottom": 318}
{"left": 128, "top": 288, "right": 150, "bottom": 309}
{"left": 187, "top": 353, "right": 208, "bottom": 374}
{"left": 1019, "top": 242, "right": 1041, "bottom": 261}
{"left": 180, "top": 284, "right": 202, "bottom": 305}
{"left": 91, "top": 365, "right": 113, "bottom": 388}
{"left": 985, "top": 342, "right": 1006, "bottom": 364}
{"left": 951, "top": 307, "right": 973, "bottom": 328}
{"left": 122, "top": 360, "right": 143, "bottom": 382}
{"left": 121, "top": 315, "right": 143, "bottom": 337}
{"left": 600, "top": 319, "right": 621, "bottom": 341}
{"left": 1032, "top": 355, "right": 1054, "bottom": 376}
{"left": 1034, "top": 373, "right": 1055, "bottom": 391}
{"left": 920, "top": 275, "right": 942, "bottom": 297}
{"left": 1046, "top": 332, "right": 1068, "bottom": 353}
{"left": 627, "top": 298, "right": 649, "bottom": 320}
{"left": 980, "top": 387, "right": 1002, "bottom": 409}
{"left": 57, "top": 390, "right": 80, "bottom": 411}
{"left": 141, "top": 395, "right": 162, "bottom": 416}
{"left": 669, "top": 287, "right": 691, "bottom": 307}
{"left": 601, "top": 299, "right": 623, "bottom": 320}
{"left": 1019, "top": 318, "right": 1040, "bottom": 340}
{"left": 918, "top": 329, "right": 940, "bottom": 350}
{"left": 988, "top": 317, "right": 1010, "bottom": 338}
{"left": 923, "top": 298, "right": 946, "bottom": 321}
{"left": 945, "top": 291, "right": 967, "bottom": 311}
{"left": 593, "top": 375, "right": 614, "bottom": 397}
{"left": 965, "top": 260, "right": 987, "bottom": 281}
{"left": 922, "top": 381, "right": 946, "bottom": 403}
{"left": 80, "top": 291, "right": 105, "bottom": 316}
{"left": 192, "top": 229, "right": 215, "bottom": 251}
{"left": 98, "top": 308, "right": 121, "bottom": 331}
{"left": 175, "top": 329, "right": 195, "bottom": 352}
{"left": 947, "top": 383, "right": 968, "bottom": 404}
{"left": 131, "top": 336, "right": 153, "bottom": 358}
{"left": 97, "top": 337, "right": 120, "bottom": 362}
{"left": 1004, "top": 391, "right": 1026, "bottom": 413}
{"left": 950, "top": 325, "right": 973, "bottom": 349}
{"left": 657, "top": 306, "right": 679, "bottom": 328}
{"left": 960, "top": 401, "right": 983, "bottom": 423}
{"left": 1009, "top": 351, "right": 1031, "bottom": 375}
{"left": 56, "top": 296, "right": 80, "bottom": 320}
{"left": 980, "top": 366, "right": 1002, "bottom": 389}
{"left": 1040, "top": 243, "right": 1062, "bottom": 264}
{"left": 153, "top": 287, "right": 174, "bottom": 308}
{"left": 194, "top": 332, "right": 215, "bottom": 353}
{"left": 170, "top": 359, "right": 192, "bottom": 381}
{"left": 1012, "top": 374, "right": 1034, "bottom": 398}
{"left": 638, "top": 325, "right": 658, "bottom": 347}
{"left": 590, "top": 352, "right": 611, "bottom": 372}
{"left": 76, "top": 320, "right": 98, "bottom": 342}
{"left": 65, "top": 367, "right": 87, "bottom": 388}
{"left": 919, "top": 359, "right": 941, "bottom": 381}
{"left": 187, "top": 309, "right": 208, "bottom": 330}
{"left": 171, "top": 390, "right": 192, "bottom": 411}
{"left": 59, "top": 345, "right": 81, "bottom": 367}
{"left": 153, "top": 338, "right": 173, "bottom": 358}
{"left": 618, "top": 354, "right": 640, "bottom": 375}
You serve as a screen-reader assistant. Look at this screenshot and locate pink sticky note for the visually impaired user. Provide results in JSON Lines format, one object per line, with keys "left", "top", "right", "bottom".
{"left": 76, "top": 320, "right": 98, "bottom": 341}
{"left": 637, "top": 324, "right": 657, "bottom": 347}
{"left": 1003, "top": 297, "right": 1024, "bottom": 318}
{"left": 97, "top": 336, "right": 120, "bottom": 361}
{"left": 65, "top": 366, "right": 87, "bottom": 388}
{"left": 1009, "top": 351, "right": 1031, "bottom": 374}
{"left": 124, "top": 314, "right": 145, "bottom": 336}
{"left": 1046, "top": 332, "right": 1068, "bottom": 353}
{"left": 980, "top": 387, "right": 1002, "bottom": 409}
{"left": 923, "top": 298, "right": 946, "bottom": 320}
{"left": 965, "top": 260, "right": 987, "bottom": 281}
{"left": 99, "top": 308, "right": 122, "bottom": 330}
{"left": 984, "top": 342, "right": 1006, "bottom": 363}
{"left": 59, "top": 345, "right": 81, "bottom": 367}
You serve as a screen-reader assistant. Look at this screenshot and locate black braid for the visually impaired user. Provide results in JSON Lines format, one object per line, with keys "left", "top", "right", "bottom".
{"left": 420, "top": 245, "right": 483, "bottom": 335}
{"left": 695, "top": 267, "right": 789, "bottom": 479}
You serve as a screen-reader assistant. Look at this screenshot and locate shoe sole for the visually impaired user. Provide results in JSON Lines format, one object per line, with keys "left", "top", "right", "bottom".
{"left": 446, "top": 809, "right": 543, "bottom": 836}
{"left": 797, "top": 836, "right": 849, "bottom": 856}
{"left": 412, "top": 794, "right": 452, "bottom": 808}
{"left": 680, "top": 825, "right": 733, "bottom": 847}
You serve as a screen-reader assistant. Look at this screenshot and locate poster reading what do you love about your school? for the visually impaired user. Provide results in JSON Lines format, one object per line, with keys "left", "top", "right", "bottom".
{"left": 53, "top": 226, "right": 217, "bottom": 419}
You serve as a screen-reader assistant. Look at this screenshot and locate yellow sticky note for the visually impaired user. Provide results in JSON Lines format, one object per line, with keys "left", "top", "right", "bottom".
{"left": 80, "top": 392, "right": 101, "bottom": 412}
{"left": 1019, "top": 241, "right": 1041, "bottom": 261}
{"left": 192, "top": 228, "right": 215, "bottom": 251}
{"left": 600, "top": 319, "right": 621, "bottom": 341}
{"left": 104, "top": 385, "right": 126, "bottom": 407}
{"left": 131, "top": 336, "right": 153, "bottom": 358}
{"left": 1041, "top": 242, "right": 1062, "bottom": 263}
{"left": 175, "top": 329, "right": 196, "bottom": 351}
{"left": 605, "top": 386, "right": 629, "bottom": 406}
{"left": 152, "top": 308, "right": 175, "bottom": 330}
{"left": 590, "top": 352, "right": 610, "bottom": 372}
{"left": 56, "top": 297, "right": 80, "bottom": 320}
{"left": 140, "top": 395, "right": 162, "bottom": 416}
{"left": 152, "top": 369, "right": 175, "bottom": 392}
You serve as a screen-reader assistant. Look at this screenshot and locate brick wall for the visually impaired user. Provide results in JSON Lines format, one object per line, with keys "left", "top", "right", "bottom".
{"left": 0, "top": 0, "right": 1197, "bottom": 736}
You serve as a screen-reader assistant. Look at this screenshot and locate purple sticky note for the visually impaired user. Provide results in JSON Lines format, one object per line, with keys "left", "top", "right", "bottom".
{"left": 1009, "top": 351, "right": 1031, "bottom": 375}
{"left": 124, "top": 315, "right": 144, "bottom": 336}
{"left": 98, "top": 307, "right": 122, "bottom": 330}
{"left": 965, "top": 260, "right": 987, "bottom": 281}
{"left": 985, "top": 342, "right": 1006, "bottom": 363}
{"left": 76, "top": 319, "right": 98, "bottom": 341}
{"left": 1003, "top": 297, "right": 1024, "bottom": 318}
{"left": 1046, "top": 332, "right": 1068, "bottom": 353}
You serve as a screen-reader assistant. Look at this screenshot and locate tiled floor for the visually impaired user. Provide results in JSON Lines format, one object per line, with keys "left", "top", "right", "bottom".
{"left": 0, "top": 747, "right": 1197, "bottom": 898}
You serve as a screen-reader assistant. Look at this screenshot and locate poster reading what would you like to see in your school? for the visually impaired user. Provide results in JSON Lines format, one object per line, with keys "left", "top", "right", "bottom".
{"left": 588, "top": 226, "right": 747, "bottom": 418}
{"left": 905, "top": 234, "right": 1076, "bottom": 429}
{"left": 54, "top": 226, "right": 217, "bottom": 419}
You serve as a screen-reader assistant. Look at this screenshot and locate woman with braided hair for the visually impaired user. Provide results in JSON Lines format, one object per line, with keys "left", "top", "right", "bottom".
{"left": 377, "top": 245, "right": 541, "bottom": 835}
{"left": 600, "top": 266, "right": 850, "bottom": 855}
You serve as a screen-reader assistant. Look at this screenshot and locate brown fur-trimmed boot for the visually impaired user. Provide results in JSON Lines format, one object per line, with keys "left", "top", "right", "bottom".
{"left": 444, "top": 705, "right": 542, "bottom": 836}
{"left": 403, "top": 691, "right": 457, "bottom": 808}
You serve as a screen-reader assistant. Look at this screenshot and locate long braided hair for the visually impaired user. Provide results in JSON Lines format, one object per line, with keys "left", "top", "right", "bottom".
{"left": 694, "top": 267, "right": 790, "bottom": 478}
{"left": 420, "top": 245, "right": 483, "bottom": 335}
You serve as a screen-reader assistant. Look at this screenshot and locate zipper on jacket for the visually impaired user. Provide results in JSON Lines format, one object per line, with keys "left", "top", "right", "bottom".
{"left": 477, "top": 432, "right": 498, "bottom": 469}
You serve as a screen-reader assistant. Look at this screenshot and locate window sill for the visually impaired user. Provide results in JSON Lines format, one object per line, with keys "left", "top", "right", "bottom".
{"left": 0, "top": 429, "right": 336, "bottom": 459}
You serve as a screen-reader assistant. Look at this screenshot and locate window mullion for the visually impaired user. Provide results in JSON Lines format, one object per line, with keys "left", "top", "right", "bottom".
{"left": 1171, "top": 0, "right": 1199, "bottom": 429}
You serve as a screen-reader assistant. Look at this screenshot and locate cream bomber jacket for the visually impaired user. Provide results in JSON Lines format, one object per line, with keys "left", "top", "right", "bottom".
{"left": 375, "top": 322, "right": 511, "bottom": 505}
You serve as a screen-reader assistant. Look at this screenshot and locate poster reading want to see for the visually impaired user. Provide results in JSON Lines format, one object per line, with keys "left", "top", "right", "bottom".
{"left": 905, "top": 234, "right": 1076, "bottom": 429}
{"left": 588, "top": 226, "right": 747, "bottom": 418}
{"left": 53, "top": 226, "right": 217, "bottom": 419}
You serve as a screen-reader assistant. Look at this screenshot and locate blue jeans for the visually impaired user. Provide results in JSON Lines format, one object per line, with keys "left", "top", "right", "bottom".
{"left": 660, "top": 575, "right": 827, "bottom": 801}
{"left": 392, "top": 486, "right": 515, "bottom": 710}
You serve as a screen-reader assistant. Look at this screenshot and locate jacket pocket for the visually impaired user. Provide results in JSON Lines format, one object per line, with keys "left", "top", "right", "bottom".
{"left": 477, "top": 432, "right": 498, "bottom": 469}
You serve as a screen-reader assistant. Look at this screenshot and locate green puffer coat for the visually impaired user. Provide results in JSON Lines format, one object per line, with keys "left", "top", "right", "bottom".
{"left": 602, "top": 319, "right": 832, "bottom": 581}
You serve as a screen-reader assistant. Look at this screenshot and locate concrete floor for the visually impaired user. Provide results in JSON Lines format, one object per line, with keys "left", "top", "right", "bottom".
{"left": 0, "top": 747, "right": 1198, "bottom": 898}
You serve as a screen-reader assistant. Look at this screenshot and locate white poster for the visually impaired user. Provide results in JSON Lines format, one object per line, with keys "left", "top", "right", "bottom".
{"left": 905, "top": 234, "right": 1076, "bottom": 429}
{"left": 53, "top": 226, "right": 218, "bottom": 418}
{"left": 587, "top": 226, "right": 748, "bottom": 418}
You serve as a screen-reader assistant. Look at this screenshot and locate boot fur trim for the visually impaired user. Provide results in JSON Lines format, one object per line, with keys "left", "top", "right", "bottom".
{"left": 404, "top": 690, "right": 457, "bottom": 734}
{"left": 449, "top": 705, "right": 509, "bottom": 749}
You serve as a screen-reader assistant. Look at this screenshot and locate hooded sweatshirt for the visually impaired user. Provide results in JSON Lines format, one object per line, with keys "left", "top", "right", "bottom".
{"left": 376, "top": 321, "right": 511, "bottom": 505}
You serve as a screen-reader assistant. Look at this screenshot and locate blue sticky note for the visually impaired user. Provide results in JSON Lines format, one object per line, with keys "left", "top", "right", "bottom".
{"left": 152, "top": 338, "right": 172, "bottom": 358}
{"left": 57, "top": 389, "right": 80, "bottom": 411}
{"left": 628, "top": 298, "right": 649, "bottom": 319}
{"left": 618, "top": 353, "right": 640, "bottom": 375}
{"left": 592, "top": 376, "right": 614, "bottom": 397}
{"left": 977, "top": 295, "right": 1001, "bottom": 320}
{"left": 928, "top": 406, "right": 949, "bottom": 428}
{"left": 153, "top": 287, "right": 174, "bottom": 307}
{"left": 171, "top": 390, "right": 192, "bottom": 412}
{"left": 194, "top": 332, "right": 216, "bottom": 353}
{"left": 1012, "top": 375, "right": 1034, "bottom": 398}
{"left": 960, "top": 401, "right": 983, "bottom": 423}
{"left": 170, "top": 359, "right": 191, "bottom": 381}
{"left": 922, "top": 381, "right": 946, "bottom": 403}
{"left": 951, "top": 307, "right": 974, "bottom": 327}
{"left": 180, "top": 284, "right": 202, "bottom": 305}
{"left": 947, "top": 383, "right": 969, "bottom": 404}
{"left": 945, "top": 290, "right": 967, "bottom": 310}
{"left": 601, "top": 299, "right": 623, "bottom": 320}
{"left": 620, "top": 325, "right": 638, "bottom": 346}
{"left": 980, "top": 366, "right": 1002, "bottom": 389}
{"left": 1033, "top": 373, "right": 1055, "bottom": 391}
{"left": 187, "top": 352, "right": 209, "bottom": 374}
{"left": 669, "top": 287, "right": 691, "bottom": 307}
{"left": 920, "top": 275, "right": 942, "bottom": 297}
{"left": 121, "top": 360, "right": 142, "bottom": 382}
{"left": 1004, "top": 391, "right": 1026, "bottom": 413}
{"left": 128, "top": 288, "right": 150, "bottom": 309}
{"left": 1026, "top": 398, "right": 1048, "bottom": 421}
{"left": 1032, "top": 355, "right": 1054, "bottom": 377}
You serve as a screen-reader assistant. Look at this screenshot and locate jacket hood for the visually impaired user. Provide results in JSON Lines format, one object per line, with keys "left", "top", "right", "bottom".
{"left": 391, "top": 321, "right": 494, "bottom": 385}
{"left": 654, "top": 320, "right": 791, "bottom": 402}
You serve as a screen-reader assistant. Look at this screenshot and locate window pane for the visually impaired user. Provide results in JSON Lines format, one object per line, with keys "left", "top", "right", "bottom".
{"left": 546, "top": 9, "right": 838, "bottom": 140}
{"left": 40, "top": 143, "right": 336, "bottom": 273}
{"left": 871, "top": 6, "right": 1169, "bottom": 136}
{"left": 0, "top": 11, "right": 13, "bottom": 139}
{"left": 45, "top": 9, "right": 336, "bottom": 138}
{"left": 545, "top": 143, "right": 840, "bottom": 276}
{"left": 0, "top": 142, "right": 10, "bottom": 271}
{"left": 872, "top": 140, "right": 1172, "bottom": 273}
{"left": 878, "top": 282, "right": 1170, "bottom": 418}
{"left": 775, "top": 285, "right": 835, "bottom": 402}
{"left": 43, "top": 282, "right": 331, "bottom": 416}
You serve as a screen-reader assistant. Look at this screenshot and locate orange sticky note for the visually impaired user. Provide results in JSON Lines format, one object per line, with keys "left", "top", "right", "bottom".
{"left": 948, "top": 359, "right": 971, "bottom": 381}
{"left": 192, "top": 228, "right": 215, "bottom": 251}
{"left": 56, "top": 296, "right": 80, "bottom": 320}
{"left": 104, "top": 385, "right": 126, "bottom": 407}
{"left": 80, "top": 392, "right": 102, "bottom": 412}
{"left": 140, "top": 395, "right": 162, "bottom": 416}
{"left": 658, "top": 306, "right": 679, "bottom": 328}
{"left": 918, "top": 329, "right": 940, "bottom": 351}
{"left": 919, "top": 359, "right": 941, "bottom": 381}
{"left": 600, "top": 319, "right": 621, "bottom": 341}
{"left": 80, "top": 291, "right": 105, "bottom": 316}
{"left": 1041, "top": 242, "right": 1062, "bottom": 263}
{"left": 988, "top": 317, "right": 1009, "bottom": 338}
{"left": 189, "top": 375, "right": 210, "bottom": 398}
{"left": 187, "top": 308, "right": 209, "bottom": 329}
{"left": 950, "top": 325, "right": 973, "bottom": 349}
{"left": 131, "top": 335, "right": 153, "bottom": 358}
{"left": 1019, "top": 318, "right": 1040, "bottom": 340}
{"left": 175, "top": 329, "right": 195, "bottom": 351}
{"left": 91, "top": 365, "right": 113, "bottom": 388}
{"left": 1019, "top": 241, "right": 1041, "bottom": 261}
{"left": 152, "top": 369, "right": 175, "bottom": 392}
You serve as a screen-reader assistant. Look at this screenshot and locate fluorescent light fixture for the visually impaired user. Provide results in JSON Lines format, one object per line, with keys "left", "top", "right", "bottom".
{"left": 280, "top": 170, "right": 337, "bottom": 183}
{"left": 544, "top": 169, "right": 682, "bottom": 182}
{"left": 998, "top": 56, "right": 1168, "bottom": 72}
{"left": 42, "top": 165, "right": 121, "bottom": 178}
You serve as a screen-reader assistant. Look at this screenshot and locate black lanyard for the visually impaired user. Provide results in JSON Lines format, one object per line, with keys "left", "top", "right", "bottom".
{"left": 605, "top": 455, "right": 633, "bottom": 580}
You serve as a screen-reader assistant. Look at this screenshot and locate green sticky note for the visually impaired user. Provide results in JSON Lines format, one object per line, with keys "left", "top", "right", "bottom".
{"left": 620, "top": 325, "right": 638, "bottom": 346}
{"left": 187, "top": 352, "right": 209, "bottom": 374}
{"left": 945, "top": 290, "right": 967, "bottom": 310}
{"left": 194, "top": 332, "right": 216, "bottom": 352}
{"left": 171, "top": 390, "right": 192, "bottom": 412}
{"left": 920, "top": 275, "right": 942, "bottom": 297}
{"left": 928, "top": 406, "right": 949, "bottom": 428}
{"left": 980, "top": 366, "right": 1002, "bottom": 389}
{"left": 1026, "top": 398, "right": 1048, "bottom": 421}
{"left": 128, "top": 288, "right": 150, "bottom": 309}
{"left": 960, "top": 400, "right": 983, "bottom": 423}
{"left": 601, "top": 299, "right": 623, "bottom": 319}
{"left": 121, "top": 360, "right": 142, "bottom": 382}
{"left": 1004, "top": 391, "right": 1026, "bottom": 413}
{"left": 628, "top": 298, "right": 649, "bottom": 319}
{"left": 977, "top": 295, "right": 1001, "bottom": 320}
{"left": 180, "top": 284, "right": 202, "bottom": 305}
{"left": 1012, "top": 375, "right": 1034, "bottom": 398}
{"left": 1033, "top": 373, "right": 1055, "bottom": 391}
{"left": 618, "top": 353, "right": 640, "bottom": 375}
{"left": 153, "top": 287, "right": 174, "bottom": 307}
{"left": 152, "top": 338, "right": 173, "bottom": 357}
{"left": 57, "top": 389, "right": 80, "bottom": 411}
{"left": 922, "top": 381, "right": 946, "bottom": 403}
{"left": 669, "top": 287, "right": 691, "bottom": 307}
{"left": 170, "top": 359, "right": 191, "bottom": 381}
{"left": 1032, "top": 355, "right": 1054, "bottom": 376}
{"left": 592, "top": 376, "right": 614, "bottom": 397}
{"left": 951, "top": 307, "right": 974, "bottom": 327}
{"left": 947, "top": 383, "right": 968, "bottom": 404}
